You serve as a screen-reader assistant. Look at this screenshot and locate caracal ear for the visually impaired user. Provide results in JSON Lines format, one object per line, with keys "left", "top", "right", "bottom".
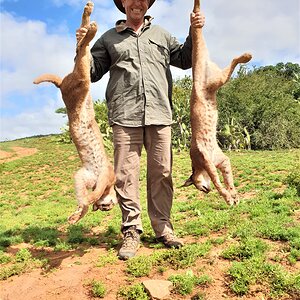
{"left": 182, "top": 176, "right": 194, "bottom": 187}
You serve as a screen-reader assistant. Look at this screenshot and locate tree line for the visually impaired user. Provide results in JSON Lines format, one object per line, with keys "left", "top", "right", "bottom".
{"left": 56, "top": 62, "right": 300, "bottom": 151}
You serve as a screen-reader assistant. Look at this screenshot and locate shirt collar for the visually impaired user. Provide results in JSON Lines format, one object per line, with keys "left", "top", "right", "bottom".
{"left": 115, "top": 15, "right": 153, "bottom": 33}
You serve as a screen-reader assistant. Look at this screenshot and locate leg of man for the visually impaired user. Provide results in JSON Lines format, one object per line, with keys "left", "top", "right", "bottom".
{"left": 144, "top": 125, "right": 184, "bottom": 248}
{"left": 113, "top": 125, "right": 144, "bottom": 233}
{"left": 144, "top": 125, "right": 174, "bottom": 237}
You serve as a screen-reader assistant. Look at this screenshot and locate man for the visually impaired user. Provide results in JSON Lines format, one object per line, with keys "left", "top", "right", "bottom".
{"left": 77, "top": 0, "right": 205, "bottom": 260}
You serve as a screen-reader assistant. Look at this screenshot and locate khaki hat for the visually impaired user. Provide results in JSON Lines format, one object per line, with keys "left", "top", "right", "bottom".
{"left": 113, "top": 0, "right": 155, "bottom": 14}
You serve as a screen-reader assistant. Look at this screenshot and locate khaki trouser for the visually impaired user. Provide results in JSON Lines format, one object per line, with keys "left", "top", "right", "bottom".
{"left": 112, "top": 125, "right": 174, "bottom": 238}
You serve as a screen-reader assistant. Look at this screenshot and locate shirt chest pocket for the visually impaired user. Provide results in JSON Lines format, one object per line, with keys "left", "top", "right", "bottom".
{"left": 148, "top": 39, "right": 170, "bottom": 67}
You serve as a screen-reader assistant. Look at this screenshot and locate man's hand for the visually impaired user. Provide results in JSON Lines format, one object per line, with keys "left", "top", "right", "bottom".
{"left": 190, "top": 12, "right": 205, "bottom": 28}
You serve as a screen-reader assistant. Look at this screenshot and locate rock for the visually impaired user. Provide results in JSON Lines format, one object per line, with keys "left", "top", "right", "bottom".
{"left": 142, "top": 280, "right": 173, "bottom": 300}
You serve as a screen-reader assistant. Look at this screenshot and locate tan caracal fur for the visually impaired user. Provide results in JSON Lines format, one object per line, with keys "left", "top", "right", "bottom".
{"left": 34, "top": 1, "right": 117, "bottom": 223}
{"left": 183, "top": 0, "right": 252, "bottom": 205}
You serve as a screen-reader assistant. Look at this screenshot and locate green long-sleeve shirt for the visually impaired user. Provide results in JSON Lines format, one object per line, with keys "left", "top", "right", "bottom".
{"left": 90, "top": 17, "right": 193, "bottom": 127}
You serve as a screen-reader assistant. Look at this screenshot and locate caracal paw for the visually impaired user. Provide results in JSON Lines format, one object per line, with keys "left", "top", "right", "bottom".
{"left": 68, "top": 205, "right": 88, "bottom": 224}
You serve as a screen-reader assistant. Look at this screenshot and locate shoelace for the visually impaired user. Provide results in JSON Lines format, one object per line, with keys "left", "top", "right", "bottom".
{"left": 122, "top": 230, "right": 139, "bottom": 248}
{"left": 164, "top": 233, "right": 176, "bottom": 241}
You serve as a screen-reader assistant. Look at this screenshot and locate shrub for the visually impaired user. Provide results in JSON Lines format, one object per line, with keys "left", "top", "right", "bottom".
{"left": 285, "top": 165, "right": 300, "bottom": 196}
{"left": 152, "top": 242, "right": 211, "bottom": 270}
{"left": 217, "top": 118, "right": 251, "bottom": 150}
{"left": 172, "top": 76, "right": 192, "bottom": 151}
{"left": 91, "top": 280, "right": 106, "bottom": 298}
{"left": 221, "top": 237, "right": 268, "bottom": 261}
{"left": 55, "top": 63, "right": 300, "bottom": 151}
{"left": 117, "top": 284, "right": 149, "bottom": 300}
{"left": 126, "top": 255, "right": 153, "bottom": 277}
{"left": 55, "top": 100, "right": 112, "bottom": 145}
{"left": 0, "top": 251, "right": 11, "bottom": 264}
{"left": 15, "top": 248, "right": 32, "bottom": 262}
{"left": 169, "top": 270, "right": 211, "bottom": 296}
{"left": 217, "top": 63, "right": 300, "bottom": 150}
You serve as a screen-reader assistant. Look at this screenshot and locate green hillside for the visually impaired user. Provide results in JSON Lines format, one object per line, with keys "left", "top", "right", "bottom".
{"left": 0, "top": 135, "right": 299, "bottom": 299}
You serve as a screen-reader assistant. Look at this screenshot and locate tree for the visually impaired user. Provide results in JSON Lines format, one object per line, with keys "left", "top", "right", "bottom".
{"left": 217, "top": 63, "right": 300, "bottom": 149}
{"left": 56, "top": 63, "right": 300, "bottom": 150}
{"left": 171, "top": 76, "right": 192, "bottom": 151}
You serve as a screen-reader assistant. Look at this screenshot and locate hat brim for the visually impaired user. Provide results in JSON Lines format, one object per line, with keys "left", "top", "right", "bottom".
{"left": 113, "top": 0, "right": 155, "bottom": 14}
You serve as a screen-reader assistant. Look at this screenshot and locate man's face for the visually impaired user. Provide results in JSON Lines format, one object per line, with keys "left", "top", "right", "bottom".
{"left": 121, "top": 0, "right": 150, "bottom": 21}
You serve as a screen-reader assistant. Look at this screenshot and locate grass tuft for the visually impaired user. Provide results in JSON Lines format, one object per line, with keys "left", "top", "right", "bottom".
{"left": 169, "top": 270, "right": 211, "bottom": 295}
{"left": 117, "top": 283, "right": 149, "bottom": 300}
{"left": 90, "top": 280, "right": 107, "bottom": 298}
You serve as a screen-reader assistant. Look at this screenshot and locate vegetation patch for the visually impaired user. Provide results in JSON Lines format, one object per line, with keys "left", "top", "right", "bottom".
{"left": 221, "top": 237, "right": 268, "bottom": 261}
{"left": 126, "top": 255, "right": 153, "bottom": 277}
{"left": 0, "top": 135, "right": 299, "bottom": 299}
{"left": 228, "top": 256, "right": 300, "bottom": 297}
{"left": 117, "top": 283, "right": 149, "bottom": 300}
{"left": 90, "top": 280, "right": 107, "bottom": 298}
{"left": 169, "top": 270, "right": 211, "bottom": 296}
{"left": 0, "top": 248, "right": 46, "bottom": 280}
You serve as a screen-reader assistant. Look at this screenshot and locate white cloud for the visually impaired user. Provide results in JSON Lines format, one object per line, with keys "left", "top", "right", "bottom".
{"left": 161, "top": 0, "right": 298, "bottom": 66}
{"left": 0, "top": 10, "right": 110, "bottom": 141}
{"left": 0, "top": 0, "right": 299, "bottom": 141}
{"left": 0, "top": 12, "right": 75, "bottom": 141}
{"left": 50, "top": 0, "right": 112, "bottom": 7}
{"left": 1, "top": 12, "right": 75, "bottom": 96}
{"left": 0, "top": 93, "right": 65, "bottom": 142}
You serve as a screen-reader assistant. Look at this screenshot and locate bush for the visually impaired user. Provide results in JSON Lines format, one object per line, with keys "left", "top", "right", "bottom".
{"left": 55, "top": 62, "right": 300, "bottom": 151}
{"left": 285, "top": 164, "right": 300, "bottom": 196}
{"left": 126, "top": 255, "right": 153, "bottom": 277}
{"left": 169, "top": 270, "right": 211, "bottom": 295}
{"left": 217, "top": 63, "right": 300, "bottom": 150}
{"left": 172, "top": 76, "right": 192, "bottom": 151}
{"left": 118, "top": 284, "right": 149, "bottom": 300}
{"left": 55, "top": 100, "right": 112, "bottom": 145}
{"left": 171, "top": 63, "right": 300, "bottom": 150}
{"left": 91, "top": 280, "right": 106, "bottom": 298}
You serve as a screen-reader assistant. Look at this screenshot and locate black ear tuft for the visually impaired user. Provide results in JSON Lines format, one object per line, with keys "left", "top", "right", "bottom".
{"left": 181, "top": 175, "right": 194, "bottom": 187}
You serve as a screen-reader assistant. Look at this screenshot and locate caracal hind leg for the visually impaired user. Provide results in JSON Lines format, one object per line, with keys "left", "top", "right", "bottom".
{"left": 77, "top": 1, "right": 97, "bottom": 49}
{"left": 77, "top": 21, "right": 97, "bottom": 49}
{"left": 215, "top": 149, "right": 239, "bottom": 204}
{"left": 68, "top": 168, "right": 95, "bottom": 224}
{"left": 81, "top": 1, "right": 93, "bottom": 28}
{"left": 221, "top": 53, "right": 252, "bottom": 84}
{"left": 197, "top": 146, "right": 234, "bottom": 205}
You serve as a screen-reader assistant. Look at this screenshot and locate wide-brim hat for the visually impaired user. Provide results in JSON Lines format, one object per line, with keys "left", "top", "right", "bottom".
{"left": 114, "top": 0, "right": 155, "bottom": 14}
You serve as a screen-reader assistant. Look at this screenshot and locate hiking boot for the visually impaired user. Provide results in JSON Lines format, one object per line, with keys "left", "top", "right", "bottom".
{"left": 157, "top": 232, "right": 184, "bottom": 249}
{"left": 118, "top": 226, "right": 140, "bottom": 260}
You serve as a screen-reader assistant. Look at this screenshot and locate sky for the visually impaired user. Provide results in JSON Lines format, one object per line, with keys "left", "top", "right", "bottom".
{"left": 0, "top": 0, "right": 299, "bottom": 142}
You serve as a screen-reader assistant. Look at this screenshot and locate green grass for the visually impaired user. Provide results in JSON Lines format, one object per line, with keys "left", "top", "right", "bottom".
{"left": 0, "top": 248, "right": 46, "bottom": 280}
{"left": 228, "top": 256, "right": 300, "bottom": 297}
{"left": 1, "top": 135, "right": 300, "bottom": 298}
{"left": 124, "top": 242, "right": 211, "bottom": 277}
{"left": 96, "top": 248, "right": 118, "bottom": 268}
{"left": 221, "top": 237, "right": 269, "bottom": 260}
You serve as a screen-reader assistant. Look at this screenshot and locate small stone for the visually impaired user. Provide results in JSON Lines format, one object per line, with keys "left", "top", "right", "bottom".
{"left": 142, "top": 280, "right": 172, "bottom": 300}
